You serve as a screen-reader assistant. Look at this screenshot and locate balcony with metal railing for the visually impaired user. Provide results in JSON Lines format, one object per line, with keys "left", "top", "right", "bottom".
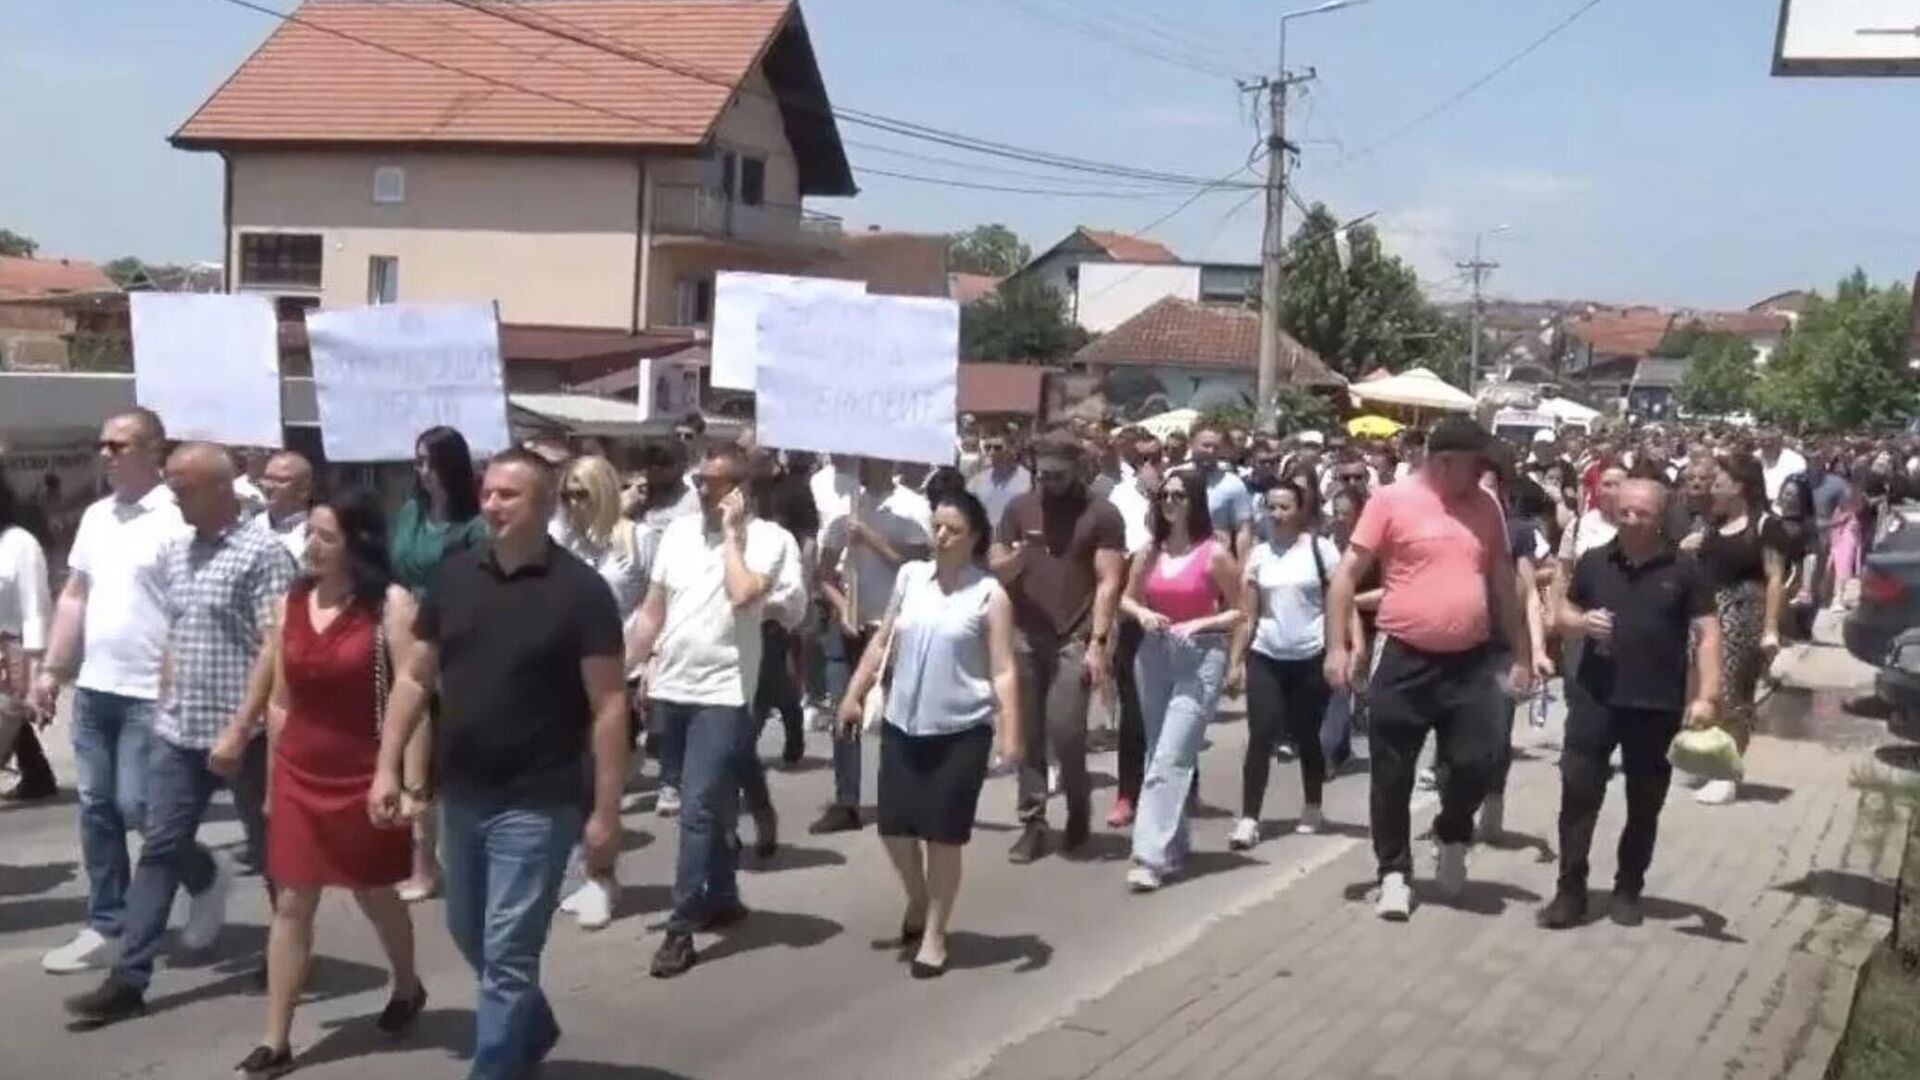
{"left": 652, "top": 184, "right": 842, "bottom": 250}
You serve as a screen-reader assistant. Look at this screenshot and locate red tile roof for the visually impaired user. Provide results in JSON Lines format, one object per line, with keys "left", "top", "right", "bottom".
{"left": 172, "top": 0, "right": 851, "bottom": 194}
{"left": 812, "top": 231, "right": 950, "bottom": 297}
{"left": 948, "top": 272, "right": 1002, "bottom": 306}
{"left": 1693, "top": 310, "right": 1791, "bottom": 338}
{"left": 0, "top": 256, "right": 116, "bottom": 301}
{"left": 1078, "top": 227, "right": 1178, "bottom": 264}
{"left": 1565, "top": 308, "right": 1674, "bottom": 360}
{"left": 959, "top": 362, "right": 1048, "bottom": 415}
{"left": 1074, "top": 297, "right": 1342, "bottom": 386}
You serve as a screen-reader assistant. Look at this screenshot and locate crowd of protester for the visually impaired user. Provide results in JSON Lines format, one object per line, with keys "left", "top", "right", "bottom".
{"left": 0, "top": 401, "right": 1914, "bottom": 1078}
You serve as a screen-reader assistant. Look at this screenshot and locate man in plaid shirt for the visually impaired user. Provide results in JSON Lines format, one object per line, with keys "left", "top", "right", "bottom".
{"left": 67, "top": 442, "right": 297, "bottom": 1025}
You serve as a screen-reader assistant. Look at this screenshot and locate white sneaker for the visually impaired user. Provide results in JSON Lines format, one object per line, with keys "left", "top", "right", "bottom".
{"left": 1296, "top": 805, "right": 1324, "bottom": 835}
{"left": 1416, "top": 767, "right": 1438, "bottom": 791}
{"left": 567, "top": 876, "right": 615, "bottom": 931}
{"left": 42, "top": 927, "right": 120, "bottom": 975}
{"left": 181, "top": 858, "right": 232, "bottom": 952}
{"left": 1228, "top": 817, "right": 1260, "bottom": 850}
{"left": 1478, "top": 794, "right": 1505, "bottom": 840}
{"left": 1376, "top": 872, "right": 1412, "bottom": 921}
{"left": 1434, "top": 842, "right": 1469, "bottom": 898}
{"left": 1695, "top": 779, "right": 1738, "bottom": 805}
{"left": 1126, "top": 865, "right": 1162, "bottom": 893}
{"left": 656, "top": 785, "right": 681, "bottom": 817}
{"left": 1048, "top": 764, "right": 1061, "bottom": 796}
{"left": 804, "top": 702, "right": 830, "bottom": 732}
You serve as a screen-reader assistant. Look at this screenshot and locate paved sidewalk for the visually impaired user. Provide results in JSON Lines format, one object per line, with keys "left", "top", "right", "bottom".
{"left": 976, "top": 705, "right": 1908, "bottom": 1080}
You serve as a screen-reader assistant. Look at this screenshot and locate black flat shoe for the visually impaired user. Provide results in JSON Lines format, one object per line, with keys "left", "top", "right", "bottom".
{"left": 234, "top": 1043, "right": 294, "bottom": 1078}
{"left": 375, "top": 981, "right": 427, "bottom": 1036}
{"left": 909, "top": 958, "right": 948, "bottom": 979}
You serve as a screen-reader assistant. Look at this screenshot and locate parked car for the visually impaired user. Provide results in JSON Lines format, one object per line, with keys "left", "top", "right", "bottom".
{"left": 1844, "top": 505, "right": 1920, "bottom": 739}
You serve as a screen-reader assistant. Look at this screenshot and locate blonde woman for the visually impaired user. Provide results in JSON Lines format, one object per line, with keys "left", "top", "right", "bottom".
{"left": 552, "top": 455, "right": 646, "bottom": 929}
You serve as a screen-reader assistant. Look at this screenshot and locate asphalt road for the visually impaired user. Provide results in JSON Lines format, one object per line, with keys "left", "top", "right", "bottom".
{"left": 0, "top": 700, "right": 1381, "bottom": 1080}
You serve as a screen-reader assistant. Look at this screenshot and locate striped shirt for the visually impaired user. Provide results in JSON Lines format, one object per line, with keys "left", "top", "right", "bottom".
{"left": 154, "top": 515, "right": 297, "bottom": 749}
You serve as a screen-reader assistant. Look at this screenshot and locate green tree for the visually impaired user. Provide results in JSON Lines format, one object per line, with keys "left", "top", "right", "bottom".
{"left": 960, "top": 274, "right": 1088, "bottom": 362}
{"left": 0, "top": 228, "right": 38, "bottom": 257}
{"left": 1277, "top": 203, "right": 1464, "bottom": 383}
{"left": 1273, "top": 385, "right": 1335, "bottom": 437}
{"left": 1675, "top": 332, "right": 1756, "bottom": 416}
{"left": 947, "top": 223, "right": 1031, "bottom": 277}
{"left": 1752, "top": 270, "right": 1917, "bottom": 432}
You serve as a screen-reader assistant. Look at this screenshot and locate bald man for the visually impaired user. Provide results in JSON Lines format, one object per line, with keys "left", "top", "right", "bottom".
{"left": 65, "top": 443, "right": 298, "bottom": 1026}
{"left": 1543, "top": 479, "right": 1720, "bottom": 931}
{"left": 257, "top": 450, "right": 314, "bottom": 561}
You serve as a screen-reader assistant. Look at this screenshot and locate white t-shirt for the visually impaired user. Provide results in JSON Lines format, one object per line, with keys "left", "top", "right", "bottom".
{"left": 68, "top": 486, "right": 188, "bottom": 699}
{"left": 823, "top": 484, "right": 932, "bottom": 627}
{"left": 1107, "top": 476, "right": 1156, "bottom": 555}
{"left": 1245, "top": 533, "right": 1342, "bottom": 661}
{"left": 1559, "top": 508, "right": 1618, "bottom": 562}
{"left": 0, "top": 526, "right": 52, "bottom": 652}
{"left": 967, "top": 466, "right": 1031, "bottom": 533}
{"left": 810, "top": 460, "right": 858, "bottom": 546}
{"left": 1762, "top": 447, "right": 1808, "bottom": 501}
{"left": 646, "top": 516, "right": 801, "bottom": 708}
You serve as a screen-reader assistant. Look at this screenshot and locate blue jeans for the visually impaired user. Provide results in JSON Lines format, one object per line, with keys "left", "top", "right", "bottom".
{"left": 825, "top": 629, "right": 870, "bottom": 809}
{"left": 114, "top": 737, "right": 219, "bottom": 991}
{"left": 650, "top": 700, "right": 752, "bottom": 934}
{"left": 70, "top": 689, "right": 156, "bottom": 938}
{"left": 441, "top": 796, "right": 579, "bottom": 1080}
{"left": 1132, "top": 632, "right": 1228, "bottom": 873}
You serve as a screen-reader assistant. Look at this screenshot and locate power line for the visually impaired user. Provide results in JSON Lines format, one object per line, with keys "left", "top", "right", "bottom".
{"left": 853, "top": 166, "right": 1233, "bottom": 199}
{"left": 206, "top": 0, "right": 1255, "bottom": 199}
{"left": 1323, "top": 0, "right": 1609, "bottom": 174}
{"left": 989, "top": 0, "right": 1247, "bottom": 82}
{"left": 434, "top": 0, "right": 1253, "bottom": 189}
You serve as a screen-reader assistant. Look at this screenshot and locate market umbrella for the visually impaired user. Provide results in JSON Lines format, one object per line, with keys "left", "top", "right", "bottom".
{"left": 1347, "top": 414, "right": 1403, "bottom": 439}
{"left": 1349, "top": 367, "right": 1476, "bottom": 412}
{"left": 1137, "top": 407, "right": 1200, "bottom": 439}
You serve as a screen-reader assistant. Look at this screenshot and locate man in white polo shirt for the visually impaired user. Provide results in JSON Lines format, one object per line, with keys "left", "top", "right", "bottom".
{"left": 30, "top": 407, "right": 187, "bottom": 975}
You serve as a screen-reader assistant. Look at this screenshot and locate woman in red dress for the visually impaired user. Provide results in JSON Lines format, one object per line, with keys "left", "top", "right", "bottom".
{"left": 229, "top": 489, "right": 428, "bottom": 1077}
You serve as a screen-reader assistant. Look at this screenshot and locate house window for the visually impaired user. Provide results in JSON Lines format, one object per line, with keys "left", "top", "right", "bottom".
{"left": 738, "top": 156, "right": 766, "bottom": 207}
{"left": 367, "top": 256, "right": 399, "bottom": 304}
{"left": 373, "top": 166, "right": 406, "bottom": 205}
{"left": 238, "top": 233, "right": 323, "bottom": 289}
{"left": 674, "top": 276, "right": 714, "bottom": 325}
{"left": 274, "top": 295, "right": 320, "bottom": 322}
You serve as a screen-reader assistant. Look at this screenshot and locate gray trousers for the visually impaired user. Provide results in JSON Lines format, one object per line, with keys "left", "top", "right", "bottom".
{"left": 1015, "top": 638, "right": 1093, "bottom": 825}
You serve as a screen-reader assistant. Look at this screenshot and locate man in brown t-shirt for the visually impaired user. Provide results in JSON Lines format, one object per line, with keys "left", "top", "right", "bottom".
{"left": 990, "top": 432, "right": 1127, "bottom": 862}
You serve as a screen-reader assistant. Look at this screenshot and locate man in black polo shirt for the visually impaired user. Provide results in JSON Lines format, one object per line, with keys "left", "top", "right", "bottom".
{"left": 1542, "top": 479, "right": 1721, "bottom": 930}
{"left": 371, "top": 449, "right": 629, "bottom": 1080}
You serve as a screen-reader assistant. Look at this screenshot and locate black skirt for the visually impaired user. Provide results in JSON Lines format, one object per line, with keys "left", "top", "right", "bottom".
{"left": 877, "top": 723, "right": 993, "bottom": 845}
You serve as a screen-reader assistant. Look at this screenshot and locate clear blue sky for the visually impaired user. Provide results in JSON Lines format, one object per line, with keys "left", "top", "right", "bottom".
{"left": 4, "top": 0, "right": 1916, "bottom": 309}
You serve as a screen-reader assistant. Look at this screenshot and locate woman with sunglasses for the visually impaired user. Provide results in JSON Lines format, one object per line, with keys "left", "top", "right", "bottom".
{"left": 551, "top": 456, "right": 647, "bottom": 930}
{"left": 1229, "top": 478, "right": 1350, "bottom": 848}
{"left": 1119, "top": 469, "right": 1243, "bottom": 892}
{"left": 388, "top": 426, "right": 488, "bottom": 903}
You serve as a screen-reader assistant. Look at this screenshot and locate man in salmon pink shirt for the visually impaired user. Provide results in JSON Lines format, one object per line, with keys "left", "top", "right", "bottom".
{"left": 1325, "top": 416, "right": 1535, "bottom": 922}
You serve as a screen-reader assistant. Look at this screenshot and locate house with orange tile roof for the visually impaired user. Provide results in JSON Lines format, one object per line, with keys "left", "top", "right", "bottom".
{"left": 0, "top": 256, "right": 120, "bottom": 370}
{"left": 1073, "top": 296, "right": 1341, "bottom": 416}
{"left": 170, "top": 0, "right": 856, "bottom": 387}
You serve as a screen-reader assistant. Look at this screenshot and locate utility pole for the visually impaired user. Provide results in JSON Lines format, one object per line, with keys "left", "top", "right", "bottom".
{"left": 1457, "top": 232, "right": 1501, "bottom": 393}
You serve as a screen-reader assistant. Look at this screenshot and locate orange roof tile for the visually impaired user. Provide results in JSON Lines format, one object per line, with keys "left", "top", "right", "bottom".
{"left": 948, "top": 272, "right": 1002, "bottom": 305}
{"left": 1078, "top": 227, "right": 1179, "bottom": 264}
{"left": 0, "top": 256, "right": 116, "bottom": 301}
{"left": 1075, "top": 297, "right": 1342, "bottom": 386}
{"left": 1566, "top": 308, "right": 1674, "bottom": 359}
{"left": 174, "top": 0, "right": 789, "bottom": 150}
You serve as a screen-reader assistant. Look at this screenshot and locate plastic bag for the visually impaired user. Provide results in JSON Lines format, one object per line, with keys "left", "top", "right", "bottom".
{"left": 1667, "top": 727, "right": 1744, "bottom": 782}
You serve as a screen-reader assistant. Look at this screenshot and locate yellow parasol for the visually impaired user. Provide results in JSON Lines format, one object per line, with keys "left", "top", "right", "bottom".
{"left": 1347, "top": 414, "right": 1404, "bottom": 439}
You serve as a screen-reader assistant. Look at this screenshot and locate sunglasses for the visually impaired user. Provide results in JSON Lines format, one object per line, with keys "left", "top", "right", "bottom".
{"left": 562, "top": 489, "right": 590, "bottom": 504}
{"left": 981, "top": 442, "right": 1006, "bottom": 453}
{"left": 1160, "top": 489, "right": 1189, "bottom": 503}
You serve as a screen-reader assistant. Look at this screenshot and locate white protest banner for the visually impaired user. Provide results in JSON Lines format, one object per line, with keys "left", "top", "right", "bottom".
{"left": 131, "top": 293, "right": 283, "bottom": 448}
{"left": 636, "top": 356, "right": 701, "bottom": 422}
{"left": 307, "top": 302, "right": 511, "bottom": 462}
{"left": 710, "top": 271, "right": 864, "bottom": 391}
{"left": 755, "top": 292, "right": 958, "bottom": 465}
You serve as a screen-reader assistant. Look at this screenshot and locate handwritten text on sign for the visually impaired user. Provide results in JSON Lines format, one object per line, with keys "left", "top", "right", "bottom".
{"left": 306, "top": 303, "right": 511, "bottom": 462}
{"left": 131, "top": 293, "right": 283, "bottom": 448}
{"left": 754, "top": 292, "right": 958, "bottom": 465}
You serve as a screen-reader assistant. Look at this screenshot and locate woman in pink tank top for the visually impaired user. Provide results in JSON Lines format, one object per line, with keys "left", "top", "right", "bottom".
{"left": 1117, "top": 468, "right": 1244, "bottom": 892}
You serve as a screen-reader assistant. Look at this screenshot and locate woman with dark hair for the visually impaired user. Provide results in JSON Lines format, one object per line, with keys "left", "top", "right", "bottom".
{"left": 1231, "top": 478, "right": 1347, "bottom": 849}
{"left": 1118, "top": 469, "right": 1243, "bottom": 892}
{"left": 388, "top": 426, "right": 487, "bottom": 902}
{"left": 1683, "top": 452, "right": 1788, "bottom": 806}
{"left": 217, "top": 489, "right": 425, "bottom": 1077}
{"left": 0, "top": 468, "right": 54, "bottom": 800}
{"left": 1773, "top": 474, "right": 1816, "bottom": 631}
{"left": 837, "top": 491, "right": 1020, "bottom": 978}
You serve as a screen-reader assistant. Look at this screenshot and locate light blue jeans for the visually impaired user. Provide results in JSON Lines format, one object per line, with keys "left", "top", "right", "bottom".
{"left": 70, "top": 689, "right": 156, "bottom": 939}
{"left": 441, "top": 796, "right": 580, "bottom": 1080}
{"left": 1132, "top": 632, "right": 1229, "bottom": 873}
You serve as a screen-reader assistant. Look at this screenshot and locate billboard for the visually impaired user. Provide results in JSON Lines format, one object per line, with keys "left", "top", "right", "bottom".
{"left": 1775, "top": 1, "right": 1920, "bottom": 76}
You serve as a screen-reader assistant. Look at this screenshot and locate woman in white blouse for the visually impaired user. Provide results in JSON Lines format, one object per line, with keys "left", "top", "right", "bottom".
{"left": 551, "top": 455, "right": 646, "bottom": 930}
{"left": 838, "top": 490, "right": 1021, "bottom": 979}
{"left": 0, "top": 472, "right": 53, "bottom": 799}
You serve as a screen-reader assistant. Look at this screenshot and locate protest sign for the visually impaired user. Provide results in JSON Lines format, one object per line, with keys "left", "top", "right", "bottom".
{"left": 307, "top": 302, "right": 510, "bottom": 462}
{"left": 755, "top": 292, "right": 958, "bottom": 465}
{"left": 710, "top": 271, "right": 864, "bottom": 391}
{"left": 636, "top": 356, "right": 701, "bottom": 422}
{"left": 131, "top": 293, "right": 283, "bottom": 448}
